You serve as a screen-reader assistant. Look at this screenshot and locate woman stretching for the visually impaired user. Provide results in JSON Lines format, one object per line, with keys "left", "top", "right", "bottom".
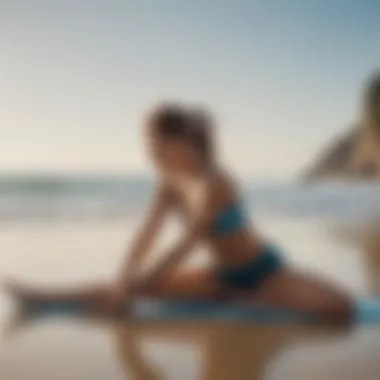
{"left": 4, "top": 103, "right": 353, "bottom": 324}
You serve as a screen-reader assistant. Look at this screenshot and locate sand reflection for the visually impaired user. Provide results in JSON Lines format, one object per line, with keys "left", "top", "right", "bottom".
{"left": 112, "top": 320, "right": 348, "bottom": 380}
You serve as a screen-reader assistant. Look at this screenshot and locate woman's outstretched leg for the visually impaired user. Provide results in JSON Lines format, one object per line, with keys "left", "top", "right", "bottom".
{"left": 2, "top": 268, "right": 222, "bottom": 314}
{"left": 2, "top": 279, "right": 111, "bottom": 313}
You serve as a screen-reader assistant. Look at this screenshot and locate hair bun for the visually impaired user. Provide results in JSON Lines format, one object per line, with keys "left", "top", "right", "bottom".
{"left": 190, "top": 107, "right": 213, "bottom": 133}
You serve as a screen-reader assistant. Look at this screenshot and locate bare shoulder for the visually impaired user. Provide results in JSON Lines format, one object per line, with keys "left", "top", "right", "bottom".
{"left": 205, "top": 167, "right": 240, "bottom": 205}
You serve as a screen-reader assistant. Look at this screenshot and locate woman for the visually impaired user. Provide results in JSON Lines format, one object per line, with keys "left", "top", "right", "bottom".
{"left": 4, "top": 103, "right": 352, "bottom": 324}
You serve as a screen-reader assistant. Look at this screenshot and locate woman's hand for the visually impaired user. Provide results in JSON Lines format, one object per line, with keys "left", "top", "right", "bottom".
{"left": 106, "top": 280, "right": 135, "bottom": 317}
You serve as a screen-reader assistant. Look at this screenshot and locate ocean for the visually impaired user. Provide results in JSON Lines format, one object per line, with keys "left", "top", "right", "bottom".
{"left": 1, "top": 175, "right": 380, "bottom": 379}
{"left": 1, "top": 175, "right": 380, "bottom": 223}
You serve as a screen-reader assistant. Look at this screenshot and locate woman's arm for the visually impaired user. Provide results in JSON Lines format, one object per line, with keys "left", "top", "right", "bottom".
{"left": 117, "top": 183, "right": 172, "bottom": 290}
{"left": 135, "top": 179, "right": 220, "bottom": 291}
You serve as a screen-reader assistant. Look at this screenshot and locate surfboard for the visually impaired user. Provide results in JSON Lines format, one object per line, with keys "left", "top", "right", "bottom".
{"left": 27, "top": 298, "right": 380, "bottom": 325}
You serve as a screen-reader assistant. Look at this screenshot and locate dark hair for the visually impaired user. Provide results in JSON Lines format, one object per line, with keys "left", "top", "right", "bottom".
{"left": 148, "top": 103, "right": 214, "bottom": 161}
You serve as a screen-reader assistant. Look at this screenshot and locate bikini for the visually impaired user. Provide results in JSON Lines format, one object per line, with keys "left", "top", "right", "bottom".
{"left": 210, "top": 201, "right": 284, "bottom": 291}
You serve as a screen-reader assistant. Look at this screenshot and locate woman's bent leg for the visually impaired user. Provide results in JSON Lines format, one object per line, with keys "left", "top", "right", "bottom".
{"left": 251, "top": 268, "right": 354, "bottom": 324}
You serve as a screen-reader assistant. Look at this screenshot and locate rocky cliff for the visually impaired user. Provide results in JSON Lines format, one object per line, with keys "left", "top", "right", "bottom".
{"left": 303, "top": 72, "right": 380, "bottom": 181}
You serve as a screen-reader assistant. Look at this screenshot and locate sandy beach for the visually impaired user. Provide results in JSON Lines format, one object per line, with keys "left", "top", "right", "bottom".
{"left": 1, "top": 215, "right": 380, "bottom": 380}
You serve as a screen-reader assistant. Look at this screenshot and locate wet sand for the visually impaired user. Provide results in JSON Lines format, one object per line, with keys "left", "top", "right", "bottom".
{"left": 1, "top": 217, "right": 380, "bottom": 379}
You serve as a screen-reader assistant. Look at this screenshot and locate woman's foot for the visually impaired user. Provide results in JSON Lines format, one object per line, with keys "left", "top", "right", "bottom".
{"left": 1, "top": 278, "right": 39, "bottom": 312}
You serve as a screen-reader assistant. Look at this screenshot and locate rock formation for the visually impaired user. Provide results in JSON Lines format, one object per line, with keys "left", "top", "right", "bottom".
{"left": 303, "top": 72, "right": 380, "bottom": 180}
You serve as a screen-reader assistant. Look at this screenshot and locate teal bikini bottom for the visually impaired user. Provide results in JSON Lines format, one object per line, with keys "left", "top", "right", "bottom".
{"left": 215, "top": 244, "right": 285, "bottom": 291}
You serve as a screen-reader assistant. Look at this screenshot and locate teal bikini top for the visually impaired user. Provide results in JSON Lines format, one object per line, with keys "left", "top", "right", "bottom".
{"left": 209, "top": 201, "right": 246, "bottom": 237}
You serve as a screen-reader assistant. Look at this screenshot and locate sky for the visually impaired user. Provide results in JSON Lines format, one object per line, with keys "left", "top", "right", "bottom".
{"left": 1, "top": 0, "right": 379, "bottom": 180}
